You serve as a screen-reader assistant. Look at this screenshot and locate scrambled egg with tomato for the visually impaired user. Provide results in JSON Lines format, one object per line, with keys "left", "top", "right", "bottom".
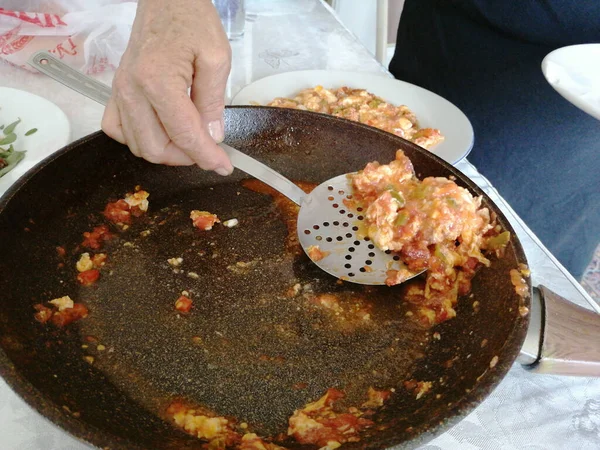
{"left": 267, "top": 86, "right": 443, "bottom": 150}
{"left": 350, "top": 150, "right": 510, "bottom": 326}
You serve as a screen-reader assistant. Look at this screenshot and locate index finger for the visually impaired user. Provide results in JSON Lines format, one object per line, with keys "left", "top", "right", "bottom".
{"left": 145, "top": 84, "right": 232, "bottom": 174}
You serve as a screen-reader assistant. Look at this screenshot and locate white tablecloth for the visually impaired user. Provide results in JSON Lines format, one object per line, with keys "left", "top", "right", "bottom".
{"left": 0, "top": 1, "right": 599, "bottom": 449}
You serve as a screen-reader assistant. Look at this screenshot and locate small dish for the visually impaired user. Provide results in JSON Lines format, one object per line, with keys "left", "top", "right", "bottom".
{"left": 542, "top": 44, "right": 600, "bottom": 121}
{"left": 0, "top": 87, "right": 71, "bottom": 197}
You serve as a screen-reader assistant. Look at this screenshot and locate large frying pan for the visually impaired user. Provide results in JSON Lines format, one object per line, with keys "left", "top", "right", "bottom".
{"left": 1, "top": 107, "right": 599, "bottom": 449}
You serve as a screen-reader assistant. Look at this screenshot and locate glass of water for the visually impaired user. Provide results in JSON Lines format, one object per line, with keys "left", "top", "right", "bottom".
{"left": 213, "top": 0, "right": 245, "bottom": 40}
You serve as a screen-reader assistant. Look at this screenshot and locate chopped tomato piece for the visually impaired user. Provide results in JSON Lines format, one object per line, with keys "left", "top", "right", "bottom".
{"left": 91, "top": 253, "right": 107, "bottom": 268}
{"left": 361, "top": 387, "right": 392, "bottom": 408}
{"left": 190, "top": 210, "right": 220, "bottom": 231}
{"left": 77, "top": 269, "right": 100, "bottom": 286}
{"left": 49, "top": 303, "right": 89, "bottom": 327}
{"left": 33, "top": 304, "right": 53, "bottom": 323}
{"left": 103, "top": 199, "right": 131, "bottom": 224}
{"left": 56, "top": 246, "right": 66, "bottom": 257}
{"left": 306, "top": 245, "right": 330, "bottom": 262}
{"left": 81, "top": 225, "right": 114, "bottom": 250}
{"left": 175, "top": 296, "right": 193, "bottom": 313}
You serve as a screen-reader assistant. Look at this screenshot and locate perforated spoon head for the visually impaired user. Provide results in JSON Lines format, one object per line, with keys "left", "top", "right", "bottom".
{"left": 297, "top": 174, "right": 422, "bottom": 285}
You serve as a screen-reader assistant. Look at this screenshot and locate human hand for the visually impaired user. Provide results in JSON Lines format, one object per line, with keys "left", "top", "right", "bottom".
{"left": 101, "top": 0, "right": 233, "bottom": 175}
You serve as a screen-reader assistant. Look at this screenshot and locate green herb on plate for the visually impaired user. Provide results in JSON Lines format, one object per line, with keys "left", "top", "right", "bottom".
{"left": 3, "top": 118, "right": 21, "bottom": 135}
{"left": 0, "top": 133, "right": 17, "bottom": 146}
{"left": 0, "top": 117, "right": 28, "bottom": 178}
{"left": 0, "top": 144, "right": 26, "bottom": 178}
{"left": 25, "top": 128, "right": 38, "bottom": 136}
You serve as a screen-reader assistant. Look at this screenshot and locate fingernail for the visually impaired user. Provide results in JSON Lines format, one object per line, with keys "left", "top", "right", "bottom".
{"left": 208, "top": 119, "right": 224, "bottom": 143}
{"left": 215, "top": 166, "right": 232, "bottom": 176}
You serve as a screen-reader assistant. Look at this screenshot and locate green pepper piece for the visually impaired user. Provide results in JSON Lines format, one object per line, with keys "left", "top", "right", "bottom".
{"left": 486, "top": 231, "right": 511, "bottom": 250}
{"left": 446, "top": 197, "right": 458, "bottom": 208}
{"left": 388, "top": 189, "right": 405, "bottom": 207}
{"left": 395, "top": 210, "right": 409, "bottom": 227}
{"left": 434, "top": 244, "right": 449, "bottom": 265}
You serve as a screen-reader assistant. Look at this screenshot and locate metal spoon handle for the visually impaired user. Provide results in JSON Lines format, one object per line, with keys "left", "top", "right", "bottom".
{"left": 28, "top": 51, "right": 112, "bottom": 105}
{"left": 27, "top": 51, "right": 306, "bottom": 206}
{"left": 220, "top": 144, "right": 304, "bottom": 205}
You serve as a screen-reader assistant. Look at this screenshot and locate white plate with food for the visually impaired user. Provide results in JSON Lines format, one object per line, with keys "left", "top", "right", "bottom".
{"left": 231, "top": 70, "right": 474, "bottom": 165}
{"left": 542, "top": 43, "right": 600, "bottom": 121}
{"left": 0, "top": 87, "right": 71, "bottom": 198}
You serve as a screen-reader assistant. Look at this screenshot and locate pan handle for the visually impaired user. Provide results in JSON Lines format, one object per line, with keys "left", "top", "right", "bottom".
{"left": 28, "top": 51, "right": 307, "bottom": 206}
{"left": 520, "top": 285, "right": 600, "bottom": 376}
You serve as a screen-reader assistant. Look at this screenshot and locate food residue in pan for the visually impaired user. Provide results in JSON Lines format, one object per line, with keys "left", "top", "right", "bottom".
{"left": 34, "top": 188, "right": 151, "bottom": 327}
{"left": 267, "top": 86, "right": 444, "bottom": 150}
{"left": 103, "top": 187, "right": 149, "bottom": 225}
{"left": 166, "top": 386, "right": 392, "bottom": 449}
{"left": 33, "top": 296, "right": 88, "bottom": 327}
{"left": 190, "top": 210, "right": 220, "bottom": 230}
{"left": 166, "top": 401, "right": 240, "bottom": 447}
{"left": 306, "top": 244, "right": 330, "bottom": 262}
{"left": 175, "top": 293, "right": 194, "bottom": 313}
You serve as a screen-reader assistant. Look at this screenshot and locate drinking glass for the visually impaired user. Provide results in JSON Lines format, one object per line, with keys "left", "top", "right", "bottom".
{"left": 213, "top": 0, "right": 245, "bottom": 40}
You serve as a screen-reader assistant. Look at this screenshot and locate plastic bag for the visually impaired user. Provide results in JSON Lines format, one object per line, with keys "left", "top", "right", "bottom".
{"left": 0, "top": 1, "right": 136, "bottom": 74}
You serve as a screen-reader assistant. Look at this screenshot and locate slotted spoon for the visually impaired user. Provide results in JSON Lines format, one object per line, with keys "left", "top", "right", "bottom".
{"left": 28, "top": 51, "right": 420, "bottom": 285}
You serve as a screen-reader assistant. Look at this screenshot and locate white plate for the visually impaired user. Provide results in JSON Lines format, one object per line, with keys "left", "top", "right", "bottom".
{"left": 542, "top": 44, "right": 600, "bottom": 121}
{"left": 0, "top": 87, "right": 71, "bottom": 198}
{"left": 231, "top": 70, "right": 474, "bottom": 165}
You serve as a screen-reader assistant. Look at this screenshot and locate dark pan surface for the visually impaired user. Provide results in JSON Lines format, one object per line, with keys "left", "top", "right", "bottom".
{"left": 0, "top": 107, "right": 530, "bottom": 449}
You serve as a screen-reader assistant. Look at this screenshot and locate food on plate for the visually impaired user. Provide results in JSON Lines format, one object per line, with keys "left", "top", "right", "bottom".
{"left": 190, "top": 210, "right": 220, "bottom": 230}
{"left": 0, "top": 118, "right": 29, "bottom": 178}
{"left": 350, "top": 150, "right": 510, "bottom": 326}
{"left": 34, "top": 295, "right": 88, "bottom": 327}
{"left": 103, "top": 188, "right": 150, "bottom": 224}
{"left": 287, "top": 388, "right": 375, "bottom": 447}
{"left": 267, "top": 86, "right": 444, "bottom": 149}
